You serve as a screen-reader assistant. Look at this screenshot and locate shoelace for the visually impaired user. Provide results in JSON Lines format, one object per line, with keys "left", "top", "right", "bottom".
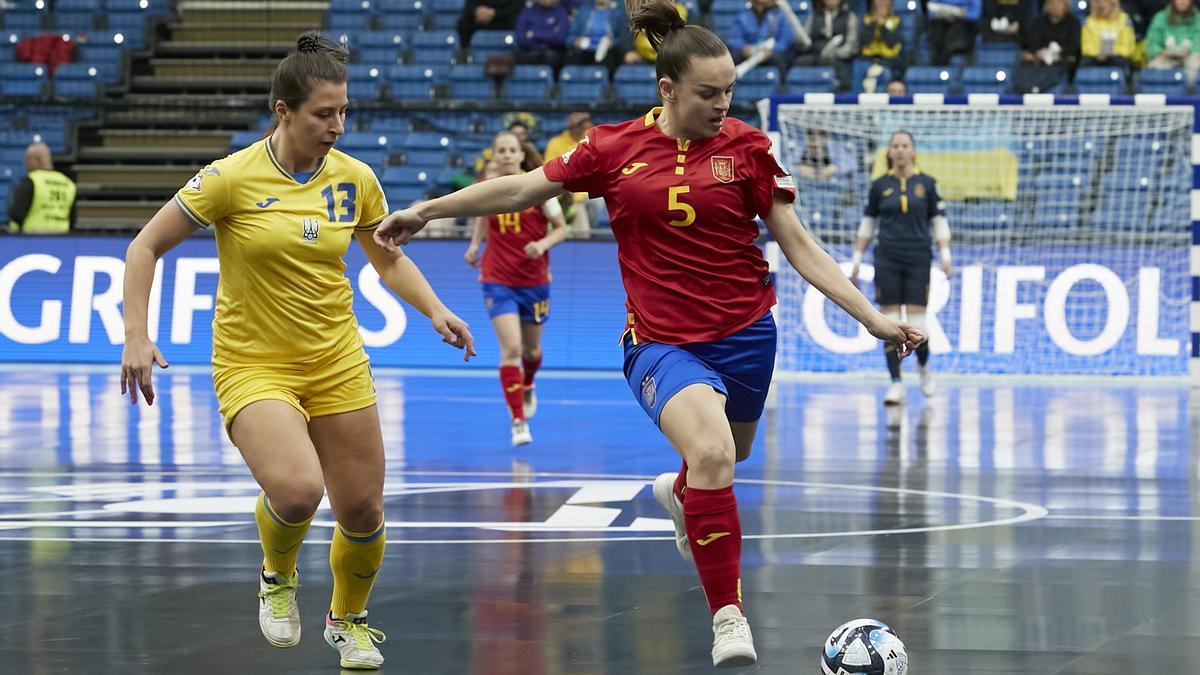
{"left": 332, "top": 619, "right": 387, "bottom": 650}
{"left": 258, "top": 577, "right": 297, "bottom": 619}
{"left": 715, "top": 617, "right": 751, "bottom": 643}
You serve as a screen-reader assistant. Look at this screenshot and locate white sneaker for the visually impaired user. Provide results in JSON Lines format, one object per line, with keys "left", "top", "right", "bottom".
{"left": 523, "top": 386, "right": 537, "bottom": 418}
{"left": 919, "top": 365, "right": 936, "bottom": 397}
{"left": 324, "top": 611, "right": 385, "bottom": 669}
{"left": 651, "top": 472, "right": 692, "bottom": 563}
{"left": 711, "top": 604, "right": 756, "bottom": 668}
{"left": 258, "top": 568, "right": 300, "bottom": 648}
{"left": 883, "top": 382, "right": 906, "bottom": 406}
{"left": 511, "top": 419, "right": 532, "bottom": 446}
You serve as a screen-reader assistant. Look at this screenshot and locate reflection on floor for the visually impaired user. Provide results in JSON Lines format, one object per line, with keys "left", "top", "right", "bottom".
{"left": 0, "top": 365, "right": 1195, "bottom": 673}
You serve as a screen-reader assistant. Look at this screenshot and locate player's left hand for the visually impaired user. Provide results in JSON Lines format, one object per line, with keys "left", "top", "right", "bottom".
{"left": 374, "top": 208, "right": 427, "bottom": 252}
{"left": 431, "top": 309, "right": 477, "bottom": 361}
{"left": 523, "top": 241, "right": 546, "bottom": 259}
{"left": 866, "top": 314, "right": 925, "bottom": 360}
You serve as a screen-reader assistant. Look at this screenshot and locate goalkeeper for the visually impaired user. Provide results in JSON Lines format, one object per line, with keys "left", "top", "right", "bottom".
{"left": 849, "top": 131, "right": 953, "bottom": 406}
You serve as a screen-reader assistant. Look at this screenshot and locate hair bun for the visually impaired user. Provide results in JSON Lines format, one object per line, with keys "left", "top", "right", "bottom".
{"left": 297, "top": 33, "right": 322, "bottom": 53}
{"left": 669, "top": 16, "right": 686, "bottom": 30}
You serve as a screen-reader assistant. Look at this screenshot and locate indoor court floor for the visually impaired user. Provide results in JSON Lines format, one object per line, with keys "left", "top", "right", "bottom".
{"left": 0, "top": 364, "right": 1196, "bottom": 674}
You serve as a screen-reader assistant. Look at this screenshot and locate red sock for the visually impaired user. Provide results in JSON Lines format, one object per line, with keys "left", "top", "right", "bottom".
{"left": 499, "top": 365, "right": 525, "bottom": 421}
{"left": 684, "top": 485, "right": 743, "bottom": 615}
{"left": 521, "top": 353, "right": 542, "bottom": 387}
{"left": 673, "top": 459, "right": 688, "bottom": 504}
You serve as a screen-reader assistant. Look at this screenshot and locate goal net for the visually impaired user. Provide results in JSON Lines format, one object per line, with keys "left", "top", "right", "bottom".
{"left": 768, "top": 98, "right": 1193, "bottom": 377}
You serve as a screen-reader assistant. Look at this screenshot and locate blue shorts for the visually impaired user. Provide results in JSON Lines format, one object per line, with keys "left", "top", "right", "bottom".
{"left": 482, "top": 283, "right": 550, "bottom": 324}
{"left": 623, "top": 312, "right": 777, "bottom": 426}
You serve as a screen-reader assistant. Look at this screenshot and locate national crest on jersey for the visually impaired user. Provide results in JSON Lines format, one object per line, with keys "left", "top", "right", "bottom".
{"left": 711, "top": 156, "right": 734, "bottom": 183}
{"left": 172, "top": 139, "right": 390, "bottom": 363}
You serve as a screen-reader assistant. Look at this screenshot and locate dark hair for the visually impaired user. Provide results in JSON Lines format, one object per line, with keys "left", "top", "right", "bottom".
{"left": 269, "top": 31, "right": 349, "bottom": 116}
{"left": 885, "top": 130, "right": 915, "bottom": 169}
{"left": 626, "top": 0, "right": 728, "bottom": 82}
{"left": 493, "top": 131, "right": 544, "bottom": 173}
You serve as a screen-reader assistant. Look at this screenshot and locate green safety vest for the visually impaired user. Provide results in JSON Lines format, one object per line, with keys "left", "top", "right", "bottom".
{"left": 16, "top": 170, "right": 76, "bottom": 234}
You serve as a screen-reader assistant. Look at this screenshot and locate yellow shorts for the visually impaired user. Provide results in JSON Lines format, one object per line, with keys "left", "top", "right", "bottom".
{"left": 212, "top": 348, "right": 377, "bottom": 436}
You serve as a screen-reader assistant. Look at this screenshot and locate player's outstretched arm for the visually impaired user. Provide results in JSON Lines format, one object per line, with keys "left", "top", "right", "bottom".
{"left": 373, "top": 167, "right": 567, "bottom": 252}
{"left": 356, "top": 230, "right": 477, "bottom": 360}
{"left": 121, "top": 201, "right": 198, "bottom": 404}
{"left": 763, "top": 196, "right": 924, "bottom": 356}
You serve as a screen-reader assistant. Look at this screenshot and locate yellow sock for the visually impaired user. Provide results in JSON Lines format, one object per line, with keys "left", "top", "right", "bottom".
{"left": 329, "top": 520, "right": 386, "bottom": 617}
{"left": 254, "top": 492, "right": 312, "bottom": 578}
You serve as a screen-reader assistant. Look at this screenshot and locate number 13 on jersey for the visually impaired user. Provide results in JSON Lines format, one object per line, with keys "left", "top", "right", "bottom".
{"left": 667, "top": 186, "right": 695, "bottom": 228}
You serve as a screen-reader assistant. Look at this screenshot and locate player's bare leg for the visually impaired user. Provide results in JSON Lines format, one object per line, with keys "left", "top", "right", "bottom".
{"left": 493, "top": 313, "right": 531, "bottom": 445}
{"left": 907, "top": 305, "right": 934, "bottom": 397}
{"left": 310, "top": 405, "right": 387, "bottom": 669}
{"left": 880, "top": 304, "right": 906, "bottom": 405}
{"left": 658, "top": 384, "right": 756, "bottom": 668}
{"left": 519, "top": 321, "right": 545, "bottom": 419}
{"left": 231, "top": 401, "right": 324, "bottom": 650}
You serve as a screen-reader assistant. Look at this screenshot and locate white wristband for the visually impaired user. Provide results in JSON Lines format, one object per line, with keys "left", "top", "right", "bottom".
{"left": 850, "top": 250, "right": 863, "bottom": 267}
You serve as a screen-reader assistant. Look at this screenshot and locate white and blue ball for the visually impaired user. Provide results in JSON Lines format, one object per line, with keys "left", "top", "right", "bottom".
{"left": 820, "top": 618, "right": 908, "bottom": 675}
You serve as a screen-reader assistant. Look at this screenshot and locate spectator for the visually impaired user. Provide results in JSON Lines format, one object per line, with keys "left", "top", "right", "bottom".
{"left": 458, "top": 0, "right": 525, "bottom": 47}
{"left": 796, "top": 0, "right": 859, "bottom": 89}
{"left": 794, "top": 129, "right": 855, "bottom": 181}
{"left": 860, "top": 0, "right": 906, "bottom": 76}
{"left": 1013, "top": 0, "right": 1080, "bottom": 93}
{"left": 1080, "top": 0, "right": 1136, "bottom": 69}
{"left": 544, "top": 112, "right": 593, "bottom": 161}
{"left": 1145, "top": 0, "right": 1200, "bottom": 85}
{"left": 515, "top": 0, "right": 571, "bottom": 70}
{"left": 7, "top": 142, "right": 76, "bottom": 234}
{"left": 926, "top": 0, "right": 981, "bottom": 65}
{"left": 543, "top": 112, "right": 600, "bottom": 236}
{"left": 627, "top": 1, "right": 688, "bottom": 63}
{"left": 981, "top": 0, "right": 1033, "bottom": 42}
{"left": 887, "top": 78, "right": 908, "bottom": 95}
{"left": 567, "top": 0, "right": 631, "bottom": 72}
{"left": 725, "top": 0, "right": 800, "bottom": 73}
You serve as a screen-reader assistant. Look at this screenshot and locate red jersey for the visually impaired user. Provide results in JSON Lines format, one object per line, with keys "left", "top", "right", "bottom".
{"left": 543, "top": 109, "right": 795, "bottom": 344}
{"left": 480, "top": 201, "right": 553, "bottom": 287}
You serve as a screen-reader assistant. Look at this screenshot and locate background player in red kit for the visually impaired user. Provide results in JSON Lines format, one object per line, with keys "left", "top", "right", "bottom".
{"left": 373, "top": 0, "right": 924, "bottom": 666}
{"left": 466, "top": 131, "right": 568, "bottom": 446}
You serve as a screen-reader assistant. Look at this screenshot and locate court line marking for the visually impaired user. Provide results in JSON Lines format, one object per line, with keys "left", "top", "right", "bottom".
{"left": 0, "top": 470, "right": 1050, "bottom": 543}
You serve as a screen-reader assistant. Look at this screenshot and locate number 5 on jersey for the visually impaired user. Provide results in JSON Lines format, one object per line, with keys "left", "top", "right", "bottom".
{"left": 667, "top": 186, "right": 695, "bottom": 228}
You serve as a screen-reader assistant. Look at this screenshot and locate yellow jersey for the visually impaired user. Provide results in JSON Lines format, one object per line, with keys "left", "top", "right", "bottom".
{"left": 174, "top": 138, "right": 389, "bottom": 365}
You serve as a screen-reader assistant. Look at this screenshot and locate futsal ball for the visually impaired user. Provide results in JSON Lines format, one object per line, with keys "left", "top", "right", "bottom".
{"left": 820, "top": 618, "right": 908, "bottom": 675}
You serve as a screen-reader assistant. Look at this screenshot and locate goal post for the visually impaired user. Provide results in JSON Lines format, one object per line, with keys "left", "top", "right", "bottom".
{"left": 763, "top": 93, "right": 1200, "bottom": 380}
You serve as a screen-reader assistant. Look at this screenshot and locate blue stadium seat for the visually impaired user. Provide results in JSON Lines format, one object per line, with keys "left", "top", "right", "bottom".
{"left": 427, "top": 0, "right": 464, "bottom": 30}
{"left": 401, "top": 131, "right": 453, "bottom": 168}
{"left": 106, "top": 10, "right": 147, "bottom": 33}
{"left": 506, "top": 64, "right": 553, "bottom": 102}
{"left": 710, "top": 8, "right": 741, "bottom": 37}
{"left": 448, "top": 63, "right": 494, "bottom": 100}
{"left": 377, "top": 0, "right": 425, "bottom": 31}
{"left": 1074, "top": 66, "right": 1126, "bottom": 95}
{"left": 905, "top": 66, "right": 958, "bottom": 94}
{"left": 1113, "top": 136, "right": 1173, "bottom": 171}
{"left": 105, "top": 0, "right": 170, "bottom": 12}
{"left": 409, "top": 31, "right": 459, "bottom": 65}
{"left": 358, "top": 31, "right": 406, "bottom": 67}
{"left": 784, "top": 66, "right": 836, "bottom": 94}
{"left": 4, "top": 12, "right": 45, "bottom": 31}
{"left": 381, "top": 166, "right": 434, "bottom": 187}
{"left": 976, "top": 42, "right": 1019, "bottom": 68}
{"left": 470, "top": 31, "right": 515, "bottom": 61}
{"left": 327, "top": 12, "right": 372, "bottom": 32}
{"left": 388, "top": 64, "right": 438, "bottom": 101}
{"left": 1138, "top": 68, "right": 1187, "bottom": 95}
{"left": 1032, "top": 173, "right": 1086, "bottom": 228}
{"left": 849, "top": 60, "right": 892, "bottom": 94}
{"left": 0, "top": 64, "right": 47, "bottom": 97}
{"left": 613, "top": 63, "right": 657, "bottom": 105}
{"left": 736, "top": 66, "right": 780, "bottom": 100}
{"left": 55, "top": 11, "right": 98, "bottom": 32}
{"left": 348, "top": 64, "right": 385, "bottom": 100}
{"left": 893, "top": 0, "right": 921, "bottom": 14}
{"left": 962, "top": 66, "right": 1011, "bottom": 94}
{"left": 558, "top": 65, "right": 607, "bottom": 104}
{"left": 53, "top": 63, "right": 103, "bottom": 98}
